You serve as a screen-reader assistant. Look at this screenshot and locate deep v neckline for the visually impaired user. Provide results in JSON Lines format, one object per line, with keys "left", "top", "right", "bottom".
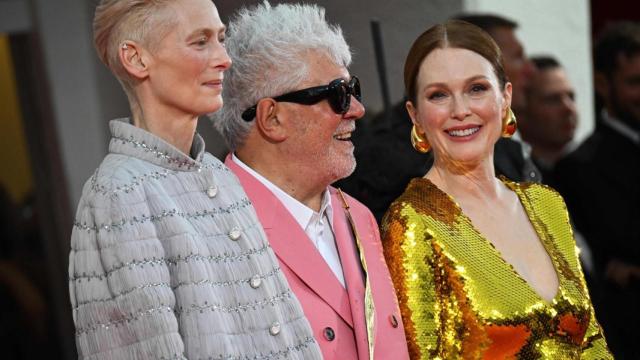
{"left": 421, "top": 177, "right": 562, "bottom": 305}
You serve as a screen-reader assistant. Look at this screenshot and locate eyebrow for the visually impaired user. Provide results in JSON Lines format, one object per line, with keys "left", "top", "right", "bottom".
{"left": 423, "top": 75, "right": 490, "bottom": 89}
{"left": 188, "top": 25, "right": 226, "bottom": 38}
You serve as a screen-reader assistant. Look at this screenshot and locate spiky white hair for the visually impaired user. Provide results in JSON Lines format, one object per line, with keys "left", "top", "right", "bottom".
{"left": 211, "top": 1, "right": 352, "bottom": 150}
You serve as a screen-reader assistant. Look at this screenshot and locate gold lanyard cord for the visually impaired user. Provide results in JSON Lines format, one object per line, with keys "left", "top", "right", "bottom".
{"left": 337, "top": 188, "right": 376, "bottom": 360}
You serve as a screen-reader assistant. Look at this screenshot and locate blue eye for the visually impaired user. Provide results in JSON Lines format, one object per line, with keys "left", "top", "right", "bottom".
{"left": 470, "top": 84, "right": 488, "bottom": 93}
{"left": 429, "top": 91, "right": 446, "bottom": 100}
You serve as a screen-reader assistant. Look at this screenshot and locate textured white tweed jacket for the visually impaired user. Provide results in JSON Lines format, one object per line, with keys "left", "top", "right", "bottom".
{"left": 68, "top": 119, "right": 321, "bottom": 360}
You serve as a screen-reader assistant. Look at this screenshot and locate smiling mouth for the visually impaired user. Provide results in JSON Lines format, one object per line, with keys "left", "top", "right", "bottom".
{"left": 446, "top": 126, "right": 480, "bottom": 137}
{"left": 333, "top": 130, "right": 353, "bottom": 141}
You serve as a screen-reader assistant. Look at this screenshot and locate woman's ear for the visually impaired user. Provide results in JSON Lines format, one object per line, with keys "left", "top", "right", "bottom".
{"left": 255, "top": 99, "right": 287, "bottom": 142}
{"left": 406, "top": 100, "right": 423, "bottom": 131}
{"left": 502, "top": 82, "right": 513, "bottom": 115}
{"left": 119, "top": 41, "right": 149, "bottom": 80}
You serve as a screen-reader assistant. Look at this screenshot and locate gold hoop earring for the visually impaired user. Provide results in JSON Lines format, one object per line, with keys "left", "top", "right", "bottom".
{"left": 411, "top": 125, "right": 430, "bottom": 153}
{"left": 502, "top": 108, "right": 517, "bottom": 138}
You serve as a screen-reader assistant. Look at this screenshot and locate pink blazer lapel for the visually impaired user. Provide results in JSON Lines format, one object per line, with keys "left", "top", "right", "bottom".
{"left": 330, "top": 188, "right": 370, "bottom": 360}
{"left": 331, "top": 187, "right": 412, "bottom": 360}
{"left": 225, "top": 155, "right": 353, "bottom": 327}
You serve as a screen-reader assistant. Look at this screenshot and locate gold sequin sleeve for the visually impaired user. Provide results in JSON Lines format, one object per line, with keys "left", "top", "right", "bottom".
{"left": 382, "top": 201, "right": 487, "bottom": 359}
{"left": 381, "top": 202, "right": 441, "bottom": 359}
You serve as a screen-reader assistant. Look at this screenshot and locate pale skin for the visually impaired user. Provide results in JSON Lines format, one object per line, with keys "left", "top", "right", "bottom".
{"left": 407, "top": 47, "right": 559, "bottom": 302}
{"left": 236, "top": 53, "right": 365, "bottom": 212}
{"left": 118, "top": 0, "right": 231, "bottom": 155}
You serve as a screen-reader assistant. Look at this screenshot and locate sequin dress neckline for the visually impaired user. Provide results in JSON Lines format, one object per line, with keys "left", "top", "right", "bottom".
{"left": 413, "top": 176, "right": 563, "bottom": 306}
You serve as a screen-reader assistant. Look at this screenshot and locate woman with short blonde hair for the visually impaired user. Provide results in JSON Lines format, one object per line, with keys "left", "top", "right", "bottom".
{"left": 69, "top": 1, "right": 320, "bottom": 358}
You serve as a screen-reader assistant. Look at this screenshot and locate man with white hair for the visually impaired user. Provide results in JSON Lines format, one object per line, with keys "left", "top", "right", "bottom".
{"left": 214, "top": 3, "right": 409, "bottom": 359}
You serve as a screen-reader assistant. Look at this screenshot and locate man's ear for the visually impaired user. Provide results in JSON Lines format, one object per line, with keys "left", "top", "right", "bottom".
{"left": 119, "top": 41, "right": 150, "bottom": 80}
{"left": 255, "top": 99, "right": 287, "bottom": 142}
{"left": 594, "top": 71, "right": 610, "bottom": 100}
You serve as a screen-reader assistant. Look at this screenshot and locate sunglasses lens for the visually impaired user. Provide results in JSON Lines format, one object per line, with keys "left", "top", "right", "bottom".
{"left": 328, "top": 80, "right": 350, "bottom": 114}
{"left": 351, "top": 77, "right": 361, "bottom": 102}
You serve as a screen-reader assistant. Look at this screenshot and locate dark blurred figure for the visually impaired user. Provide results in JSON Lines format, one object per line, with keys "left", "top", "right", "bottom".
{"left": 0, "top": 186, "right": 48, "bottom": 359}
{"left": 337, "top": 13, "right": 541, "bottom": 221}
{"left": 555, "top": 21, "right": 640, "bottom": 360}
{"left": 521, "top": 56, "right": 578, "bottom": 185}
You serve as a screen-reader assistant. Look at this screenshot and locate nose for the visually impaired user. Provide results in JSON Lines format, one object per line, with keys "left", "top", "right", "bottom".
{"left": 212, "top": 42, "right": 232, "bottom": 71}
{"left": 521, "top": 59, "right": 536, "bottom": 85}
{"left": 344, "top": 95, "right": 365, "bottom": 120}
{"left": 451, "top": 95, "right": 471, "bottom": 120}
{"left": 562, "top": 95, "right": 577, "bottom": 116}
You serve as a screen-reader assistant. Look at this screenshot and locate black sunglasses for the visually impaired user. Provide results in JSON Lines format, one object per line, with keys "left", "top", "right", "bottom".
{"left": 241, "top": 76, "right": 361, "bottom": 121}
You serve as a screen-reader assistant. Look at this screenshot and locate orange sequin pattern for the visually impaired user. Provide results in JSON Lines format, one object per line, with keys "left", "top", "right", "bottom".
{"left": 381, "top": 178, "right": 612, "bottom": 359}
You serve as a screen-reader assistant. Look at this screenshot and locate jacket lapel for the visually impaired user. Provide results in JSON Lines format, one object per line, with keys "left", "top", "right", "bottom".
{"left": 333, "top": 187, "right": 411, "bottom": 359}
{"left": 331, "top": 188, "right": 370, "bottom": 360}
{"left": 225, "top": 155, "right": 353, "bottom": 327}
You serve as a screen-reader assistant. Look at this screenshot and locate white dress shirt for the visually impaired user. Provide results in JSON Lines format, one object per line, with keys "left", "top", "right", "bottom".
{"left": 232, "top": 154, "right": 346, "bottom": 287}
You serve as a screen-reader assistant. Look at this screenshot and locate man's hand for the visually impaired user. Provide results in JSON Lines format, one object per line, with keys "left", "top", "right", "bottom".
{"left": 605, "top": 258, "right": 640, "bottom": 288}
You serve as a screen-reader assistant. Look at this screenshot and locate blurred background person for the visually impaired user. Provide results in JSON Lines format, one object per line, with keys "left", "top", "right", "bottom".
{"left": 520, "top": 56, "right": 578, "bottom": 186}
{"left": 555, "top": 21, "right": 640, "bottom": 360}
{"left": 0, "top": 185, "right": 48, "bottom": 359}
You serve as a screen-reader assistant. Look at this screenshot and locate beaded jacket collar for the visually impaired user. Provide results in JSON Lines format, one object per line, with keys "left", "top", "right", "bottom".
{"left": 109, "top": 118, "right": 206, "bottom": 171}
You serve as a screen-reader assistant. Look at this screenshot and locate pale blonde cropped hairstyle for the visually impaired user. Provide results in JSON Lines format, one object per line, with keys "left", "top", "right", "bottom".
{"left": 93, "top": 0, "right": 176, "bottom": 105}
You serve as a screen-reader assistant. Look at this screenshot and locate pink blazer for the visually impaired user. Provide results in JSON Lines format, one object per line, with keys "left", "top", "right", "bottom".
{"left": 226, "top": 156, "right": 409, "bottom": 360}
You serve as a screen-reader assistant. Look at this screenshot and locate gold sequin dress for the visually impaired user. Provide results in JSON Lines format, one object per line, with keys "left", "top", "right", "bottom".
{"left": 381, "top": 178, "right": 612, "bottom": 359}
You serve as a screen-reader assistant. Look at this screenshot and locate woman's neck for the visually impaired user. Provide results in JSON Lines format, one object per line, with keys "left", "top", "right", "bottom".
{"left": 426, "top": 155, "right": 502, "bottom": 202}
{"left": 131, "top": 101, "right": 199, "bottom": 156}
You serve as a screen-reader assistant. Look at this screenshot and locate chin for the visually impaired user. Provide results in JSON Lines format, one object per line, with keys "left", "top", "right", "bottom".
{"left": 200, "top": 99, "right": 224, "bottom": 115}
{"left": 325, "top": 158, "right": 356, "bottom": 184}
{"left": 442, "top": 143, "right": 482, "bottom": 158}
{"left": 337, "top": 160, "right": 357, "bottom": 180}
{"left": 445, "top": 150, "right": 489, "bottom": 166}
